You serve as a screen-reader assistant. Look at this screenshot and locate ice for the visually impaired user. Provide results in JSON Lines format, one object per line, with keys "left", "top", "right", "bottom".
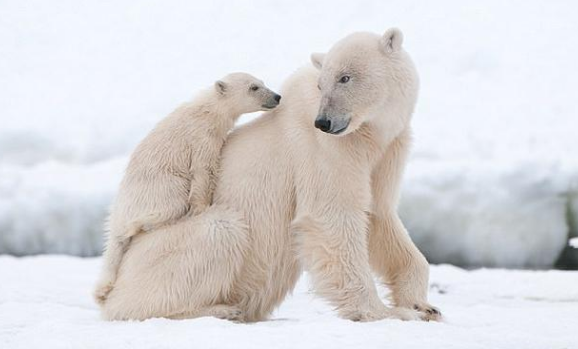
{"left": 400, "top": 160, "right": 574, "bottom": 268}
{"left": 0, "top": 256, "right": 576, "bottom": 349}
{"left": 0, "top": 159, "right": 126, "bottom": 256}
{"left": 1, "top": 0, "right": 577, "bottom": 266}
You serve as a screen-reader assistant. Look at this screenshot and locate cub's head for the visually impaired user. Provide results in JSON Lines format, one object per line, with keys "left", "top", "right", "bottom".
{"left": 214, "top": 73, "right": 281, "bottom": 116}
{"left": 311, "top": 28, "right": 418, "bottom": 136}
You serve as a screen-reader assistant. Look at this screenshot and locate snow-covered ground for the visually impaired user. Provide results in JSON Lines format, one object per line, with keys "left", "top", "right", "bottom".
{"left": 0, "top": 255, "right": 577, "bottom": 349}
{"left": 1, "top": 0, "right": 577, "bottom": 266}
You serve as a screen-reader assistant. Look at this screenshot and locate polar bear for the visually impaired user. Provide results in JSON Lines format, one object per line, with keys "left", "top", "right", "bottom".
{"left": 102, "top": 28, "right": 441, "bottom": 322}
{"left": 94, "top": 73, "right": 281, "bottom": 305}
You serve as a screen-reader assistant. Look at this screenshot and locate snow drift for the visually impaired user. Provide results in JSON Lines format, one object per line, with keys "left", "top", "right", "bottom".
{"left": 400, "top": 160, "right": 575, "bottom": 268}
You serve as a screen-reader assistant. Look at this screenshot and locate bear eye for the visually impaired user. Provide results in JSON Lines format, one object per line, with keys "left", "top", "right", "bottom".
{"left": 250, "top": 85, "right": 259, "bottom": 91}
{"left": 339, "top": 75, "right": 350, "bottom": 84}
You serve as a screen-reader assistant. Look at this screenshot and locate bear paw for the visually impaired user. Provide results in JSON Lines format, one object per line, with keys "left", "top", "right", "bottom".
{"left": 386, "top": 307, "right": 423, "bottom": 321}
{"left": 214, "top": 307, "right": 244, "bottom": 322}
{"left": 341, "top": 306, "right": 422, "bottom": 322}
{"left": 93, "top": 281, "right": 114, "bottom": 306}
{"left": 412, "top": 302, "right": 443, "bottom": 322}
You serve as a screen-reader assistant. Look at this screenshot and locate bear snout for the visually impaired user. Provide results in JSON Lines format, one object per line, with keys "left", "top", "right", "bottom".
{"left": 262, "top": 93, "right": 281, "bottom": 109}
{"left": 315, "top": 115, "right": 350, "bottom": 134}
{"left": 314, "top": 115, "right": 332, "bottom": 132}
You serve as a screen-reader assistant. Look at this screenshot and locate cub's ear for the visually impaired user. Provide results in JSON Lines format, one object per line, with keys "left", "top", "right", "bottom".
{"left": 380, "top": 27, "right": 404, "bottom": 54}
{"left": 215, "top": 80, "right": 227, "bottom": 95}
{"left": 310, "top": 52, "right": 325, "bottom": 70}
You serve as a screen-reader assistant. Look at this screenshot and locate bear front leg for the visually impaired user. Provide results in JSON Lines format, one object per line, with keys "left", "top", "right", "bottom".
{"left": 188, "top": 167, "right": 213, "bottom": 216}
{"left": 369, "top": 130, "right": 441, "bottom": 321}
{"left": 368, "top": 211, "right": 442, "bottom": 321}
{"left": 292, "top": 215, "right": 421, "bottom": 322}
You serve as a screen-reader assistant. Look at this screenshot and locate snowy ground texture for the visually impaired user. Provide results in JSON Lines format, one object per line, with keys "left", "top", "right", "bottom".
{"left": 1, "top": 256, "right": 577, "bottom": 349}
{"left": 1, "top": 0, "right": 578, "bottom": 267}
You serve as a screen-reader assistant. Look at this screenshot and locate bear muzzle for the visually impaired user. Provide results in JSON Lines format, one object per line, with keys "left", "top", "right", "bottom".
{"left": 262, "top": 93, "right": 282, "bottom": 109}
{"left": 314, "top": 114, "right": 350, "bottom": 135}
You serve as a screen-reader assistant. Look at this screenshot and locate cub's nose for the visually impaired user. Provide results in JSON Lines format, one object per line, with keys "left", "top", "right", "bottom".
{"left": 314, "top": 115, "right": 331, "bottom": 132}
{"left": 274, "top": 94, "right": 281, "bottom": 102}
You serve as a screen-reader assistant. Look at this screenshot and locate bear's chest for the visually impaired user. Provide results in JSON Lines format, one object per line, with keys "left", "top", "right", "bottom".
{"left": 293, "top": 139, "right": 374, "bottom": 215}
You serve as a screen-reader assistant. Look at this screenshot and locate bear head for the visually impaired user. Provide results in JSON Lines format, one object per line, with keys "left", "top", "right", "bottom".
{"left": 310, "top": 28, "right": 419, "bottom": 138}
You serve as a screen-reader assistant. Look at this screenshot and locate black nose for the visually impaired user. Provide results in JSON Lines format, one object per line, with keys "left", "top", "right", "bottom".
{"left": 314, "top": 116, "right": 331, "bottom": 132}
{"left": 274, "top": 94, "right": 281, "bottom": 102}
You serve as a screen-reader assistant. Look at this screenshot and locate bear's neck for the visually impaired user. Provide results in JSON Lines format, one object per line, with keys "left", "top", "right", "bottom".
{"left": 364, "top": 98, "right": 413, "bottom": 149}
{"left": 188, "top": 89, "right": 237, "bottom": 134}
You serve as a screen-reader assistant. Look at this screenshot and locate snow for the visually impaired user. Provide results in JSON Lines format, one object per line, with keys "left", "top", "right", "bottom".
{"left": 0, "top": 256, "right": 576, "bottom": 349}
{"left": 400, "top": 161, "right": 572, "bottom": 268}
{"left": 0, "top": 159, "right": 125, "bottom": 256}
{"left": 1, "top": 0, "right": 578, "bottom": 266}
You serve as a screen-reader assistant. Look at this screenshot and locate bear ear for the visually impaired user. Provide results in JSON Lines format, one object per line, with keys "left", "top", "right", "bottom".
{"left": 215, "top": 80, "right": 227, "bottom": 95}
{"left": 380, "top": 27, "right": 404, "bottom": 54}
{"left": 310, "top": 52, "right": 325, "bottom": 70}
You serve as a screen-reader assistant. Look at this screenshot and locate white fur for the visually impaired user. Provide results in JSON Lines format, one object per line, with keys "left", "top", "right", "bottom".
{"left": 94, "top": 73, "right": 279, "bottom": 305}
{"left": 101, "top": 29, "right": 440, "bottom": 322}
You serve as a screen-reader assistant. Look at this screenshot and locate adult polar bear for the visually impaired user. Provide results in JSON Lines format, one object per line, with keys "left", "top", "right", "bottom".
{"left": 102, "top": 28, "right": 441, "bottom": 322}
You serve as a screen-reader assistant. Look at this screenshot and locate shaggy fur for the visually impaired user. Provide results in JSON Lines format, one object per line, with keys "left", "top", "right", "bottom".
{"left": 101, "top": 29, "right": 441, "bottom": 322}
{"left": 94, "top": 73, "right": 280, "bottom": 305}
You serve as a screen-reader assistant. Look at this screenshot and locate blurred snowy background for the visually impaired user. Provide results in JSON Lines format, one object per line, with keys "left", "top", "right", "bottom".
{"left": 1, "top": 0, "right": 577, "bottom": 268}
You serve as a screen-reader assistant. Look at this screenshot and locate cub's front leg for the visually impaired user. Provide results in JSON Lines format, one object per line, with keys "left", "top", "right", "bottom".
{"left": 188, "top": 166, "right": 214, "bottom": 216}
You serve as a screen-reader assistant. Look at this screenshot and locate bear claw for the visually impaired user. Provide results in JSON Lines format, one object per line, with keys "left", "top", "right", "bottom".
{"left": 413, "top": 303, "right": 442, "bottom": 321}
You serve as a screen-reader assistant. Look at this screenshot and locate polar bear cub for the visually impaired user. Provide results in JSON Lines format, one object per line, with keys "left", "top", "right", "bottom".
{"left": 94, "top": 73, "right": 281, "bottom": 305}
